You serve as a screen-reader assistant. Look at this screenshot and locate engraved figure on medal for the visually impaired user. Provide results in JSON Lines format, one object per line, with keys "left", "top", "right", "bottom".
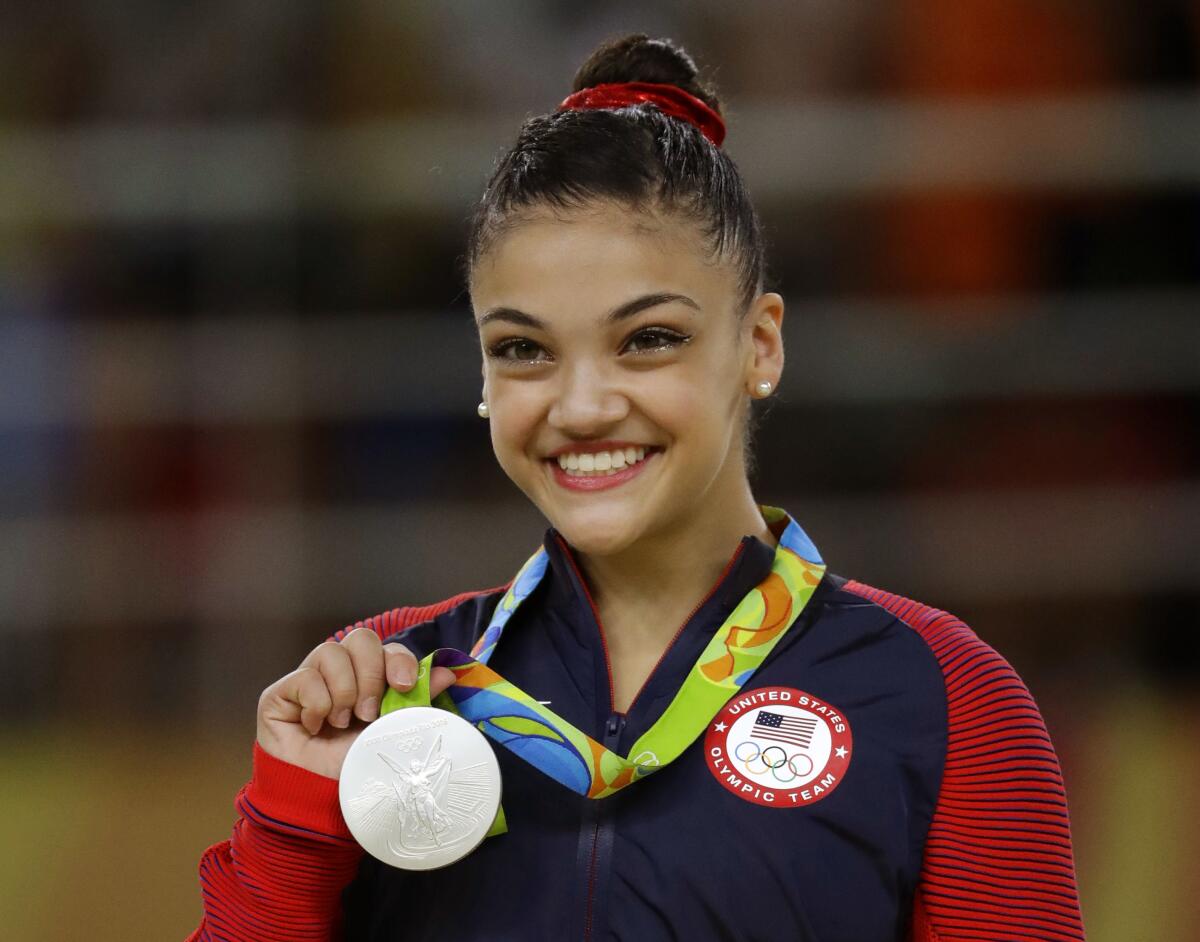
{"left": 351, "top": 735, "right": 490, "bottom": 854}
{"left": 384, "top": 748, "right": 452, "bottom": 844}
{"left": 340, "top": 706, "right": 502, "bottom": 870}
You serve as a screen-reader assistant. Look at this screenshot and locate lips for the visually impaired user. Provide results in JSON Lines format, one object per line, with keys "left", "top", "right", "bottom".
{"left": 547, "top": 446, "right": 659, "bottom": 492}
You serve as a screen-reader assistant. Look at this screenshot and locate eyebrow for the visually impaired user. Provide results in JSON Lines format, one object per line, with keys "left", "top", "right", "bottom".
{"left": 477, "top": 292, "right": 700, "bottom": 330}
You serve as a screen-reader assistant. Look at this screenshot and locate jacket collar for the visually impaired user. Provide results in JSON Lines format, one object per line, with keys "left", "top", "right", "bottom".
{"left": 536, "top": 525, "right": 780, "bottom": 725}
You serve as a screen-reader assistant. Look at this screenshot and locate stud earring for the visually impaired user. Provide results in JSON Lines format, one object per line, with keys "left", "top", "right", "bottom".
{"left": 476, "top": 401, "right": 490, "bottom": 418}
{"left": 753, "top": 380, "right": 773, "bottom": 398}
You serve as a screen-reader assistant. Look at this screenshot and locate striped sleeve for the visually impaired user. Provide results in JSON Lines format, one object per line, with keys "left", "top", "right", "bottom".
{"left": 328, "top": 586, "right": 507, "bottom": 644}
{"left": 187, "top": 744, "right": 362, "bottom": 942}
{"left": 842, "top": 581, "right": 1085, "bottom": 942}
{"left": 187, "top": 593, "right": 494, "bottom": 941}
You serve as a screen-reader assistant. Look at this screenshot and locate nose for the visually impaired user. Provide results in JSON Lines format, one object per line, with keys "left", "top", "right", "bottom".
{"left": 547, "top": 359, "right": 629, "bottom": 436}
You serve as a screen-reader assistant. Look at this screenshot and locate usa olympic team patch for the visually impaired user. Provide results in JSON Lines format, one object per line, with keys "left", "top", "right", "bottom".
{"left": 704, "top": 686, "right": 852, "bottom": 808}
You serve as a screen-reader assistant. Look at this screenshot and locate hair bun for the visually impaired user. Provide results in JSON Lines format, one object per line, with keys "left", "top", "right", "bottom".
{"left": 571, "top": 34, "right": 722, "bottom": 114}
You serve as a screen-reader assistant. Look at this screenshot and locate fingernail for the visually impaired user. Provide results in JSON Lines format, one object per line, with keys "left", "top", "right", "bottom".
{"left": 359, "top": 697, "right": 379, "bottom": 722}
{"left": 392, "top": 663, "right": 415, "bottom": 689}
{"left": 332, "top": 708, "right": 352, "bottom": 728}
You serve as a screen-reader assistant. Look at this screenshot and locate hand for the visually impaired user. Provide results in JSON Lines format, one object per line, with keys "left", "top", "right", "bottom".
{"left": 256, "top": 627, "right": 457, "bottom": 779}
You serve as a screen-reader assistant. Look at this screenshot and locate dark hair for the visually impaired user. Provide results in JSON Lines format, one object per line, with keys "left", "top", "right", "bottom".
{"left": 464, "top": 33, "right": 767, "bottom": 316}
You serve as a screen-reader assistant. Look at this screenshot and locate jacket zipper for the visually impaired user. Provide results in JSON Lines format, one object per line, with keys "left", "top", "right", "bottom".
{"left": 581, "top": 711, "right": 625, "bottom": 941}
{"left": 558, "top": 535, "right": 748, "bottom": 940}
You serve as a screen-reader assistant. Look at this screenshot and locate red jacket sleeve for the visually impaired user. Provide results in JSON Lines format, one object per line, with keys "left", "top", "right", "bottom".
{"left": 186, "top": 743, "right": 363, "bottom": 942}
{"left": 187, "top": 594, "right": 500, "bottom": 941}
{"left": 843, "top": 581, "right": 1086, "bottom": 942}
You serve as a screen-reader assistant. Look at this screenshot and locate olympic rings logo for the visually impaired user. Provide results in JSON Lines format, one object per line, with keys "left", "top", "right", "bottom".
{"left": 705, "top": 688, "right": 852, "bottom": 809}
{"left": 392, "top": 735, "right": 422, "bottom": 754}
{"left": 732, "top": 740, "right": 814, "bottom": 783}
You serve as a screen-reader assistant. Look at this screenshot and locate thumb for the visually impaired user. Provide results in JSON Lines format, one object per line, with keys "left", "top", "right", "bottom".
{"left": 429, "top": 665, "right": 457, "bottom": 699}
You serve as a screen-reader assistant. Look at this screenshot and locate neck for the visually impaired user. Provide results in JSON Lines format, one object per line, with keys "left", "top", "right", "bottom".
{"left": 572, "top": 486, "right": 775, "bottom": 641}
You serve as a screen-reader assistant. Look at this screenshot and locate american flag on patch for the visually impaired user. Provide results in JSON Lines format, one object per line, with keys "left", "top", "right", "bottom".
{"left": 751, "top": 710, "right": 817, "bottom": 748}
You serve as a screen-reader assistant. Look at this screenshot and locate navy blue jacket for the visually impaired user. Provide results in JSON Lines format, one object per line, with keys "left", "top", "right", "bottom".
{"left": 192, "top": 525, "right": 1085, "bottom": 942}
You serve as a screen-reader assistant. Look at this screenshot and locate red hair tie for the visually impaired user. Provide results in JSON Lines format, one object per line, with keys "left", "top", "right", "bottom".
{"left": 557, "top": 81, "right": 726, "bottom": 148}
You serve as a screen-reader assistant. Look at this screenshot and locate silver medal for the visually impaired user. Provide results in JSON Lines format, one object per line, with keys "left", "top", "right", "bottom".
{"left": 339, "top": 705, "right": 502, "bottom": 870}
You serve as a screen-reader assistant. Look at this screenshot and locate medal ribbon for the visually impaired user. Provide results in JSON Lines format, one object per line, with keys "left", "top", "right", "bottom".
{"left": 380, "top": 507, "right": 824, "bottom": 801}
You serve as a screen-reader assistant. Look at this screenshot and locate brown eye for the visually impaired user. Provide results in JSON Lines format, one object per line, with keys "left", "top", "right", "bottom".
{"left": 489, "top": 338, "right": 550, "bottom": 363}
{"left": 623, "top": 328, "right": 691, "bottom": 354}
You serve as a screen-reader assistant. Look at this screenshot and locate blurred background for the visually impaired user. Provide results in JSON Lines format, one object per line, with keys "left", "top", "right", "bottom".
{"left": 1, "top": 1, "right": 1197, "bottom": 938}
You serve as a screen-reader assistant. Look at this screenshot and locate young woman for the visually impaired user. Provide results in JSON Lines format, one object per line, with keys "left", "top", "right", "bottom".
{"left": 189, "top": 34, "right": 1085, "bottom": 942}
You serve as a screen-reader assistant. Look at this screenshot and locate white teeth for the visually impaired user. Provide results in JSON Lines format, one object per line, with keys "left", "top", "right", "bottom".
{"left": 553, "top": 447, "right": 653, "bottom": 477}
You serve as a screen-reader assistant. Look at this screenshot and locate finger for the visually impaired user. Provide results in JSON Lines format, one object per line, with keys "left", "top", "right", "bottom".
{"left": 341, "top": 626, "right": 386, "bottom": 722}
{"left": 300, "top": 641, "right": 358, "bottom": 728}
{"left": 383, "top": 643, "right": 420, "bottom": 691}
{"left": 263, "top": 666, "right": 333, "bottom": 737}
{"left": 429, "top": 665, "right": 457, "bottom": 700}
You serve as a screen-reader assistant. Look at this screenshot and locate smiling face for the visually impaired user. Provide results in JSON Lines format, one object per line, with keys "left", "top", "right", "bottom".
{"left": 469, "top": 202, "right": 783, "bottom": 559}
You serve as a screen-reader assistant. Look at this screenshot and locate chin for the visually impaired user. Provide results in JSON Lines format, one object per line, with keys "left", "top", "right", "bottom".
{"left": 557, "top": 527, "right": 636, "bottom": 559}
{"left": 541, "top": 502, "right": 647, "bottom": 558}
{"left": 510, "top": 453, "right": 683, "bottom": 558}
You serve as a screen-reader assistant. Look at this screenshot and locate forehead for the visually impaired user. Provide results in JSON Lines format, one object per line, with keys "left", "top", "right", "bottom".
{"left": 470, "top": 204, "right": 734, "bottom": 319}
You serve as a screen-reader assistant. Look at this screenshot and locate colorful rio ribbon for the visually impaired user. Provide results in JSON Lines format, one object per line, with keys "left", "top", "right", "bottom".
{"left": 380, "top": 507, "right": 825, "bottom": 811}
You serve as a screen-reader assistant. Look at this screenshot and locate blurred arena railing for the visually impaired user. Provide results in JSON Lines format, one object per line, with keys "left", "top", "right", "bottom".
{"left": 2, "top": 92, "right": 1200, "bottom": 227}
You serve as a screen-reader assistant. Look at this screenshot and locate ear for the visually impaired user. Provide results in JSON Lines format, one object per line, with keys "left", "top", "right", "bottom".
{"left": 741, "top": 292, "right": 785, "bottom": 393}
